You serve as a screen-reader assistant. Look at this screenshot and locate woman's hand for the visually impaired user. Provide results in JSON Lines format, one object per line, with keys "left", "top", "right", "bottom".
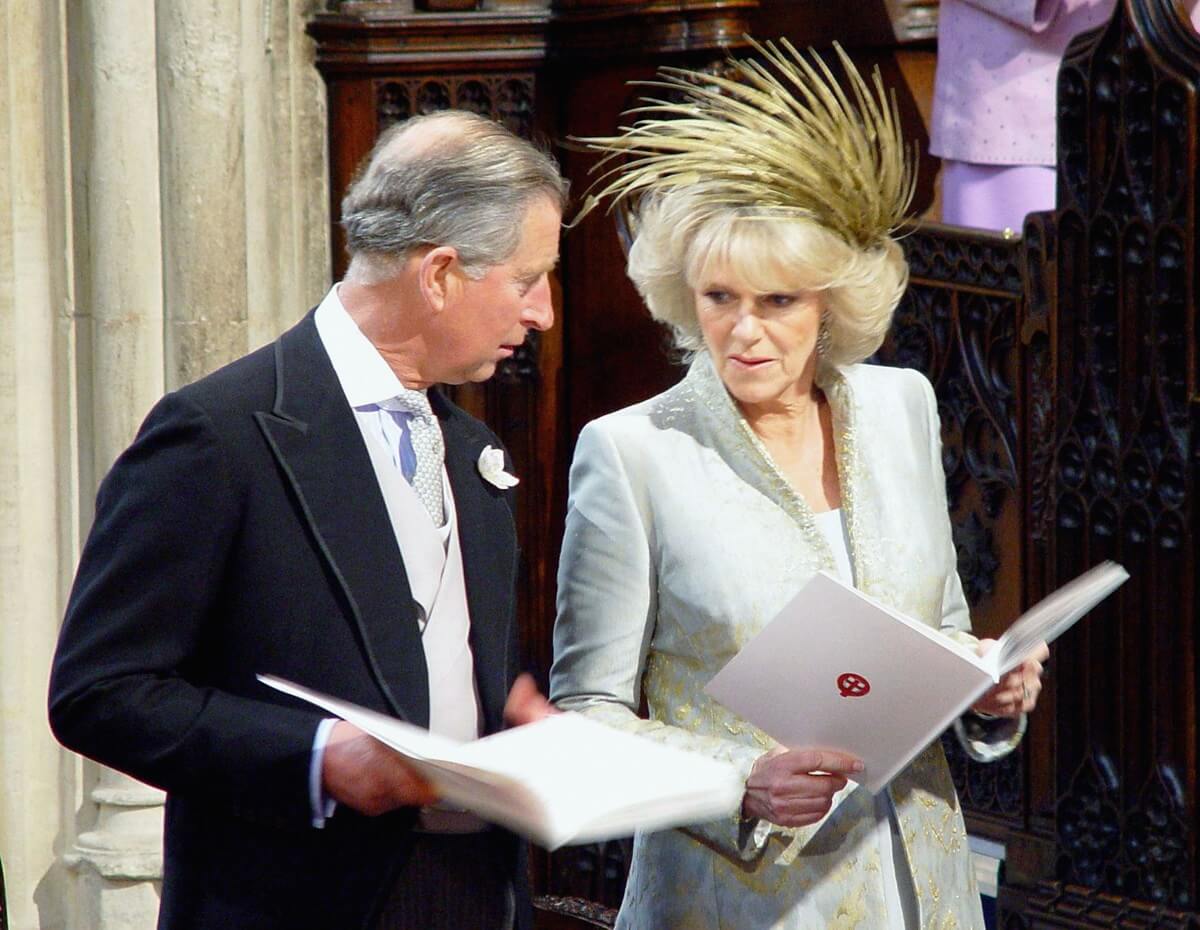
{"left": 742, "top": 747, "right": 864, "bottom": 828}
{"left": 503, "top": 672, "right": 558, "bottom": 726}
{"left": 971, "top": 639, "right": 1049, "bottom": 718}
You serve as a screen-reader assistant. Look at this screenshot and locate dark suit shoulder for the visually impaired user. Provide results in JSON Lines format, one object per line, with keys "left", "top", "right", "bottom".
{"left": 147, "top": 313, "right": 325, "bottom": 448}
{"left": 116, "top": 316, "right": 326, "bottom": 509}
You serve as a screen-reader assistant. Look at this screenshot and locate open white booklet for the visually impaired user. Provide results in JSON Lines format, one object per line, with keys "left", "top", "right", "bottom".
{"left": 260, "top": 675, "right": 743, "bottom": 850}
{"left": 704, "top": 561, "right": 1128, "bottom": 793}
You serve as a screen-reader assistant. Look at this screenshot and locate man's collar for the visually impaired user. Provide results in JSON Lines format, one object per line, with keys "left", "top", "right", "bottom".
{"left": 313, "top": 285, "right": 413, "bottom": 408}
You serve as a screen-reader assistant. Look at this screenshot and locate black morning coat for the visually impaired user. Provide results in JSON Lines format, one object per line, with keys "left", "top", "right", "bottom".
{"left": 48, "top": 311, "right": 531, "bottom": 930}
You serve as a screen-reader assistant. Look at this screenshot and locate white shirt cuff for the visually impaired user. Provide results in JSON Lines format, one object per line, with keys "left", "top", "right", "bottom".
{"left": 309, "top": 717, "right": 339, "bottom": 828}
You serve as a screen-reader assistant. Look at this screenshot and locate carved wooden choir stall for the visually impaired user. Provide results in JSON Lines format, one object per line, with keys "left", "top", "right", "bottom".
{"left": 307, "top": 1, "right": 1200, "bottom": 926}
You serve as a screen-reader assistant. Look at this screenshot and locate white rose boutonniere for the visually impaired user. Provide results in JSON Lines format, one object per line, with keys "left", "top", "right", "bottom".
{"left": 477, "top": 445, "right": 519, "bottom": 489}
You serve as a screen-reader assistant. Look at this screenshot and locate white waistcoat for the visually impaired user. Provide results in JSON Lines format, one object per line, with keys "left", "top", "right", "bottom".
{"left": 355, "top": 418, "right": 488, "bottom": 832}
{"left": 353, "top": 417, "right": 482, "bottom": 745}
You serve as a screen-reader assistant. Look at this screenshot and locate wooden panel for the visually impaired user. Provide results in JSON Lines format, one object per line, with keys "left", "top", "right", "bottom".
{"left": 1028, "top": 0, "right": 1200, "bottom": 912}
{"left": 550, "top": 0, "right": 756, "bottom": 58}
{"left": 533, "top": 895, "right": 617, "bottom": 929}
{"left": 750, "top": 0, "right": 895, "bottom": 46}
{"left": 999, "top": 881, "right": 1200, "bottom": 928}
{"left": 877, "top": 222, "right": 1030, "bottom": 837}
{"left": 308, "top": 0, "right": 1200, "bottom": 922}
{"left": 553, "top": 56, "right": 686, "bottom": 439}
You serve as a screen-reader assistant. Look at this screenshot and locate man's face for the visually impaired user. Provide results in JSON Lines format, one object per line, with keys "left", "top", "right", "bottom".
{"left": 434, "top": 196, "right": 561, "bottom": 384}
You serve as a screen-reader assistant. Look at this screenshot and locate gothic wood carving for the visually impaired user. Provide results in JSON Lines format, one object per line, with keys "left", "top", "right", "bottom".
{"left": 999, "top": 880, "right": 1200, "bottom": 929}
{"left": 1032, "top": 0, "right": 1200, "bottom": 916}
{"left": 533, "top": 895, "right": 618, "bottom": 929}
{"left": 548, "top": 0, "right": 755, "bottom": 60}
{"left": 877, "top": 224, "right": 1028, "bottom": 830}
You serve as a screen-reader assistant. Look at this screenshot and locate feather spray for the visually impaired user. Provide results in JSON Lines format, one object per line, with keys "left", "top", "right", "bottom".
{"left": 573, "top": 39, "right": 916, "bottom": 249}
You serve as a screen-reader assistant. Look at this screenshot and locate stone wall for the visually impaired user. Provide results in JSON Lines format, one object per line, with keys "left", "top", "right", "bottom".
{"left": 0, "top": 1, "right": 330, "bottom": 927}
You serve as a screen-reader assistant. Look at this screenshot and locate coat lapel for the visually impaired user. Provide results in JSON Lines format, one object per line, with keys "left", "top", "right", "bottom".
{"left": 686, "top": 353, "right": 876, "bottom": 591}
{"left": 435, "top": 393, "right": 518, "bottom": 736}
{"left": 253, "top": 314, "right": 429, "bottom": 725}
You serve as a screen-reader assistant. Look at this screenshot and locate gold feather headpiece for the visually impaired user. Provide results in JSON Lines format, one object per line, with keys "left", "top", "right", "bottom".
{"left": 574, "top": 39, "right": 916, "bottom": 250}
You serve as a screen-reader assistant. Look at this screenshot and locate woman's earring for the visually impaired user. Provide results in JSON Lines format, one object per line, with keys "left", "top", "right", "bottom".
{"left": 816, "top": 311, "right": 832, "bottom": 357}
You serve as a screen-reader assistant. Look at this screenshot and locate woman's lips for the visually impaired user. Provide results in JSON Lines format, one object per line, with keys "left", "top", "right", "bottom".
{"left": 730, "top": 355, "right": 772, "bottom": 367}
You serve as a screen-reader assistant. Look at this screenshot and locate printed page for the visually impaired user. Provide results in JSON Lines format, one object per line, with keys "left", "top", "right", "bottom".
{"left": 704, "top": 572, "right": 994, "bottom": 793}
{"left": 259, "top": 675, "right": 742, "bottom": 849}
{"left": 457, "top": 713, "right": 744, "bottom": 846}
{"left": 988, "top": 561, "right": 1129, "bottom": 676}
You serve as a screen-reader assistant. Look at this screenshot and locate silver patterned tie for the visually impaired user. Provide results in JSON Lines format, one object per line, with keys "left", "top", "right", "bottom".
{"left": 382, "top": 389, "right": 445, "bottom": 527}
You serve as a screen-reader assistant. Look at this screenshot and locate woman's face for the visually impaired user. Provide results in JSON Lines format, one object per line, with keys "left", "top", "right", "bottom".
{"left": 693, "top": 258, "right": 826, "bottom": 413}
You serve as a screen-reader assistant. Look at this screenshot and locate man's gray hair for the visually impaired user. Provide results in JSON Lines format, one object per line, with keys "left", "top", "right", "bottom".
{"left": 341, "top": 111, "right": 567, "bottom": 283}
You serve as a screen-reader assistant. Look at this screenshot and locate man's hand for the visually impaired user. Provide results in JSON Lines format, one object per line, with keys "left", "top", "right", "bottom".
{"left": 503, "top": 672, "right": 557, "bottom": 726}
{"left": 322, "top": 674, "right": 554, "bottom": 816}
{"left": 971, "top": 639, "right": 1049, "bottom": 718}
{"left": 321, "top": 720, "right": 439, "bottom": 816}
{"left": 742, "top": 747, "right": 863, "bottom": 828}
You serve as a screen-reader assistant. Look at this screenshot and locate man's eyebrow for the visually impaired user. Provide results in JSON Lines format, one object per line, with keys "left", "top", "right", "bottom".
{"left": 520, "top": 258, "right": 560, "bottom": 278}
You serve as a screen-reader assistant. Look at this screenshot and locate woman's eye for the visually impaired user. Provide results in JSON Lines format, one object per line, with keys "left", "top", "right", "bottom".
{"left": 703, "top": 290, "right": 732, "bottom": 304}
{"left": 764, "top": 293, "right": 797, "bottom": 309}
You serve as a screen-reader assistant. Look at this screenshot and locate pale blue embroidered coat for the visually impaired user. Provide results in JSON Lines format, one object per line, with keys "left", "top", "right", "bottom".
{"left": 551, "top": 355, "right": 1021, "bottom": 930}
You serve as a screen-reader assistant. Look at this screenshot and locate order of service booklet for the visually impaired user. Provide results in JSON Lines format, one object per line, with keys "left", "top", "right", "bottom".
{"left": 260, "top": 675, "right": 744, "bottom": 850}
{"left": 704, "top": 561, "right": 1129, "bottom": 794}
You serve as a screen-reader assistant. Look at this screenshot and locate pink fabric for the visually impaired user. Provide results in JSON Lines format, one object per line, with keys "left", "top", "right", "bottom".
{"left": 933, "top": 1, "right": 1200, "bottom": 166}
{"left": 931, "top": 0, "right": 1116, "bottom": 165}
{"left": 940, "top": 160, "right": 1057, "bottom": 231}
{"left": 960, "top": 0, "right": 1056, "bottom": 32}
{"left": 935, "top": 1, "right": 1200, "bottom": 229}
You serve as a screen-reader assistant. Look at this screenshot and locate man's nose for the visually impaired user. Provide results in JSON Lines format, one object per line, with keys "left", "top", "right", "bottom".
{"left": 522, "top": 278, "right": 555, "bottom": 331}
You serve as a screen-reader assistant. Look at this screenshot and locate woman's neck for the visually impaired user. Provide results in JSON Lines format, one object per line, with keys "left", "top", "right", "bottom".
{"left": 740, "top": 385, "right": 841, "bottom": 512}
{"left": 740, "top": 387, "right": 825, "bottom": 445}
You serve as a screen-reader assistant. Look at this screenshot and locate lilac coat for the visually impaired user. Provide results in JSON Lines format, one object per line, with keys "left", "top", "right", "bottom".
{"left": 932, "top": 0, "right": 1200, "bottom": 166}
{"left": 932, "top": 0, "right": 1117, "bottom": 165}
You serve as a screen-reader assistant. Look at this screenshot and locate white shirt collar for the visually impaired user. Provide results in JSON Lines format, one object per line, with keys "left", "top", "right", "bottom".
{"left": 313, "top": 284, "right": 413, "bottom": 409}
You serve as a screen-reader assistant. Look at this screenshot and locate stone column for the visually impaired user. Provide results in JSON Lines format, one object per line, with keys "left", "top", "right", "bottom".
{"left": 157, "top": 0, "right": 332, "bottom": 380}
{"left": 60, "top": 0, "right": 170, "bottom": 925}
{"left": 244, "top": 0, "right": 332, "bottom": 347}
{"left": 0, "top": 2, "right": 74, "bottom": 928}
{"left": 157, "top": 0, "right": 251, "bottom": 388}
{"left": 0, "top": 0, "right": 329, "bottom": 927}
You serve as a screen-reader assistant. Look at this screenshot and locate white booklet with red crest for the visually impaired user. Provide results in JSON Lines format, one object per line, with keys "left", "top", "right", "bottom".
{"left": 704, "top": 561, "right": 1128, "bottom": 793}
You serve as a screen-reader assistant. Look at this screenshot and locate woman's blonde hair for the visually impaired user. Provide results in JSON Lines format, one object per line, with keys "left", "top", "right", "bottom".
{"left": 628, "top": 186, "right": 908, "bottom": 367}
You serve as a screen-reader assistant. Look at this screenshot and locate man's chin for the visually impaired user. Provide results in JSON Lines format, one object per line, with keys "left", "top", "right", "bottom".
{"left": 437, "top": 361, "right": 499, "bottom": 386}
{"left": 468, "top": 361, "right": 499, "bottom": 383}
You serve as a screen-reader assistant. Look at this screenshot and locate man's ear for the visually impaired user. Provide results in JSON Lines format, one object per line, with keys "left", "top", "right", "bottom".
{"left": 418, "top": 246, "right": 460, "bottom": 312}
